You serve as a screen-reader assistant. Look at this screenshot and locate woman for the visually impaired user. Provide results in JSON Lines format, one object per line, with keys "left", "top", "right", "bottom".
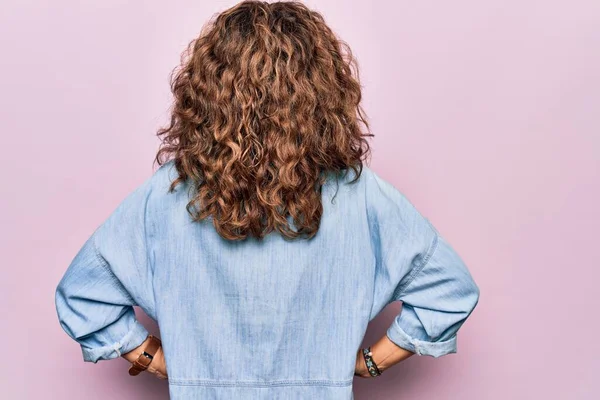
{"left": 55, "top": 1, "right": 480, "bottom": 399}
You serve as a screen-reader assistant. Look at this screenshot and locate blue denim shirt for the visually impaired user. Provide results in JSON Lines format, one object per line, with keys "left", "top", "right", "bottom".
{"left": 55, "top": 160, "right": 480, "bottom": 399}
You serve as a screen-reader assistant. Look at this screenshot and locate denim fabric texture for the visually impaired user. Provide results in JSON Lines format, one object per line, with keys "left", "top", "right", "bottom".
{"left": 55, "top": 160, "right": 480, "bottom": 399}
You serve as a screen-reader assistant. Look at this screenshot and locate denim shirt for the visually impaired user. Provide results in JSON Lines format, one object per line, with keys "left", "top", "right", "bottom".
{"left": 55, "top": 160, "right": 480, "bottom": 399}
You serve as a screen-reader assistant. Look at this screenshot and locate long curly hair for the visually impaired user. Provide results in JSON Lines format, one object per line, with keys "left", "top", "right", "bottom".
{"left": 154, "top": 0, "right": 373, "bottom": 241}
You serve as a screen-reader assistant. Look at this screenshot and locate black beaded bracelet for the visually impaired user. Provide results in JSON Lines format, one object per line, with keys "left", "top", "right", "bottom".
{"left": 361, "top": 347, "right": 382, "bottom": 377}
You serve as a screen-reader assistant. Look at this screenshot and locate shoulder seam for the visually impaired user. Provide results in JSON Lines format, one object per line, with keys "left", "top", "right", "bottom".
{"left": 138, "top": 172, "right": 157, "bottom": 316}
{"left": 91, "top": 229, "right": 137, "bottom": 304}
{"left": 390, "top": 228, "right": 439, "bottom": 302}
{"left": 363, "top": 167, "right": 379, "bottom": 319}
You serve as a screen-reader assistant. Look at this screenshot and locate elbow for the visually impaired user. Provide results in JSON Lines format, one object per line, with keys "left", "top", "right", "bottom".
{"left": 446, "top": 274, "right": 480, "bottom": 322}
{"left": 55, "top": 280, "right": 75, "bottom": 339}
{"left": 54, "top": 278, "right": 66, "bottom": 324}
{"left": 55, "top": 278, "right": 66, "bottom": 308}
{"left": 468, "top": 278, "right": 480, "bottom": 312}
{"left": 55, "top": 276, "right": 85, "bottom": 341}
{"left": 460, "top": 276, "right": 480, "bottom": 319}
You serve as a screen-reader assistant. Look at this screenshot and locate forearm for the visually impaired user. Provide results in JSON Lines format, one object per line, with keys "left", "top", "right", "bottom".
{"left": 355, "top": 334, "right": 414, "bottom": 377}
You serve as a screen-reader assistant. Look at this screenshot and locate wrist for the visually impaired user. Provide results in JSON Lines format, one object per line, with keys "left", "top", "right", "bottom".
{"left": 369, "top": 342, "right": 389, "bottom": 372}
{"left": 122, "top": 335, "right": 153, "bottom": 363}
{"left": 362, "top": 347, "right": 383, "bottom": 377}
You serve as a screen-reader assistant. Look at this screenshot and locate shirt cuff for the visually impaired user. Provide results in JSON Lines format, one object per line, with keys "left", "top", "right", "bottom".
{"left": 81, "top": 320, "right": 149, "bottom": 363}
{"left": 386, "top": 318, "right": 457, "bottom": 358}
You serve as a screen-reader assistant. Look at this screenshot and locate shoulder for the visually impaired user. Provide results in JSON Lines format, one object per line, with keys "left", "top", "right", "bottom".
{"left": 360, "top": 165, "right": 436, "bottom": 237}
{"left": 324, "top": 164, "right": 407, "bottom": 209}
{"left": 148, "top": 159, "right": 179, "bottom": 193}
{"left": 338, "top": 164, "right": 394, "bottom": 196}
{"left": 140, "top": 158, "right": 188, "bottom": 206}
{"left": 359, "top": 165, "right": 408, "bottom": 209}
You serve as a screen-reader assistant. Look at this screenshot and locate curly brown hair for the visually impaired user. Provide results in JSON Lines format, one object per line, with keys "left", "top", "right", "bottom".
{"left": 154, "top": 0, "right": 373, "bottom": 241}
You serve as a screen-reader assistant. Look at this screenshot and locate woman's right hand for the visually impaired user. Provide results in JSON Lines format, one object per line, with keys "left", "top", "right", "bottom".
{"left": 147, "top": 346, "right": 168, "bottom": 380}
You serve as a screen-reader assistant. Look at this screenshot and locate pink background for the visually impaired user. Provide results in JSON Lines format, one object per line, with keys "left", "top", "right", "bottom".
{"left": 1, "top": 0, "right": 598, "bottom": 399}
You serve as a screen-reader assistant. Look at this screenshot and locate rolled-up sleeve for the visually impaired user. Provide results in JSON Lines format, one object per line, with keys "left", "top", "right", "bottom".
{"left": 365, "top": 167, "right": 480, "bottom": 358}
{"left": 55, "top": 175, "right": 156, "bottom": 363}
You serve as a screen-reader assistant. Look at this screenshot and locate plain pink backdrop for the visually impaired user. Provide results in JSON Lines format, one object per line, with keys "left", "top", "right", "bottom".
{"left": 1, "top": 0, "right": 598, "bottom": 399}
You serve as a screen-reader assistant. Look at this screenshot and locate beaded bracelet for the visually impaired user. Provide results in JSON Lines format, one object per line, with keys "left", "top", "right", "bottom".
{"left": 361, "top": 347, "right": 382, "bottom": 377}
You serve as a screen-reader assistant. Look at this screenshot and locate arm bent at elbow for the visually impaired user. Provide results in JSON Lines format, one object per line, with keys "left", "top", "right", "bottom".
{"left": 356, "top": 233, "right": 479, "bottom": 377}
{"left": 54, "top": 231, "right": 150, "bottom": 363}
{"left": 386, "top": 233, "right": 480, "bottom": 358}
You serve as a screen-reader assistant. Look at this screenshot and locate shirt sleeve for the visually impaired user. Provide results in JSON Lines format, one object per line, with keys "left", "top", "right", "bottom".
{"left": 55, "top": 174, "right": 156, "bottom": 363}
{"left": 365, "top": 167, "right": 480, "bottom": 358}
